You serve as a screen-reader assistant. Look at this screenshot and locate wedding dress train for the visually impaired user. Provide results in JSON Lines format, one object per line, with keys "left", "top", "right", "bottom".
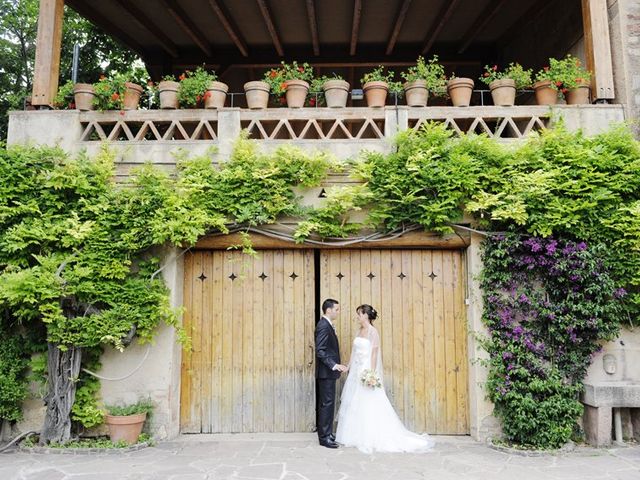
{"left": 335, "top": 327, "right": 434, "bottom": 454}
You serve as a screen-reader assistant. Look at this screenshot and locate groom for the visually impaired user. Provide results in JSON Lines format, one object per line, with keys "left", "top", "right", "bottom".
{"left": 315, "top": 298, "right": 348, "bottom": 448}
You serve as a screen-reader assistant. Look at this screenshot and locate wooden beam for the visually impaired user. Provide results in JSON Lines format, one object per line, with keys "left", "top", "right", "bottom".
{"left": 112, "top": 0, "right": 178, "bottom": 58}
{"left": 457, "top": 0, "right": 509, "bottom": 54}
{"left": 305, "top": 0, "right": 320, "bottom": 56}
{"left": 350, "top": 0, "right": 362, "bottom": 56}
{"left": 158, "top": 0, "right": 213, "bottom": 57}
{"left": 421, "top": 0, "right": 462, "bottom": 55}
{"left": 256, "top": 0, "right": 284, "bottom": 57}
{"left": 32, "top": 0, "right": 64, "bottom": 107}
{"left": 582, "top": 0, "right": 615, "bottom": 100}
{"left": 194, "top": 230, "right": 470, "bottom": 250}
{"left": 66, "top": 0, "right": 146, "bottom": 57}
{"left": 497, "top": 0, "right": 553, "bottom": 46}
{"left": 207, "top": 0, "right": 249, "bottom": 57}
{"left": 386, "top": 0, "right": 413, "bottom": 55}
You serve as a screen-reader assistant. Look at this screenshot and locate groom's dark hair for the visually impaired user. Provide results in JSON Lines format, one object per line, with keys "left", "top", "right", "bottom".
{"left": 322, "top": 298, "right": 339, "bottom": 313}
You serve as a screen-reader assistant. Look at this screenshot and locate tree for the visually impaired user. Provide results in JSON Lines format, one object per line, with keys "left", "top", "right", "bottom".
{"left": 0, "top": 0, "right": 140, "bottom": 139}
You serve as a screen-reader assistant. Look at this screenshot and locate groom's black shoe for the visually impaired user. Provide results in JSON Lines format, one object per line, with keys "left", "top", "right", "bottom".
{"left": 319, "top": 439, "right": 339, "bottom": 449}
{"left": 329, "top": 434, "right": 336, "bottom": 442}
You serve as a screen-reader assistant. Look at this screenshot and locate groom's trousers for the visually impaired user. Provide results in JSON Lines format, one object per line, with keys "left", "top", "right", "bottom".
{"left": 316, "top": 378, "right": 337, "bottom": 440}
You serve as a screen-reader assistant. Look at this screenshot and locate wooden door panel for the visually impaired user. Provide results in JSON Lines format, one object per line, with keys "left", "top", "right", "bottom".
{"left": 319, "top": 249, "right": 469, "bottom": 435}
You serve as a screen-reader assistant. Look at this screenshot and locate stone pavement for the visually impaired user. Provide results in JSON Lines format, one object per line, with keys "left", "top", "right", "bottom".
{"left": 1, "top": 434, "right": 639, "bottom": 480}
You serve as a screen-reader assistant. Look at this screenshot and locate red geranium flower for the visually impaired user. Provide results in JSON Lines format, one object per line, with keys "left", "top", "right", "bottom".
{"left": 561, "top": 88, "right": 568, "bottom": 94}
{"left": 270, "top": 70, "right": 278, "bottom": 78}
{"left": 280, "top": 82, "right": 287, "bottom": 90}
{"left": 555, "top": 81, "right": 563, "bottom": 87}
{"left": 309, "top": 98, "right": 316, "bottom": 106}
{"left": 68, "top": 102, "right": 76, "bottom": 109}
{"left": 298, "top": 67, "right": 305, "bottom": 73}
{"left": 543, "top": 66, "right": 549, "bottom": 72}
{"left": 279, "top": 97, "right": 286, "bottom": 105}
{"left": 111, "top": 92, "right": 120, "bottom": 100}
{"left": 179, "top": 73, "right": 186, "bottom": 81}
{"left": 119, "top": 110, "right": 125, "bottom": 116}
{"left": 196, "top": 94, "right": 201, "bottom": 102}
{"left": 483, "top": 72, "right": 490, "bottom": 77}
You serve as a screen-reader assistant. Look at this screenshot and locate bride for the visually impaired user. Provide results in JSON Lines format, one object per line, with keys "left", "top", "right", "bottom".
{"left": 335, "top": 304, "right": 434, "bottom": 454}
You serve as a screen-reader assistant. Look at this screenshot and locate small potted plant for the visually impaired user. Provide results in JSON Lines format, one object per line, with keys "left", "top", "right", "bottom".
{"left": 263, "top": 61, "right": 314, "bottom": 108}
{"left": 104, "top": 399, "right": 154, "bottom": 445}
{"left": 93, "top": 73, "right": 126, "bottom": 111}
{"left": 245, "top": 69, "right": 272, "bottom": 109}
{"left": 447, "top": 74, "right": 475, "bottom": 107}
{"left": 158, "top": 74, "right": 179, "bottom": 109}
{"left": 121, "top": 67, "right": 149, "bottom": 110}
{"left": 73, "top": 80, "right": 96, "bottom": 111}
{"left": 552, "top": 55, "right": 592, "bottom": 105}
{"left": 177, "top": 67, "right": 217, "bottom": 109}
{"left": 480, "top": 63, "right": 532, "bottom": 106}
{"left": 361, "top": 66, "right": 400, "bottom": 108}
{"left": 315, "top": 74, "right": 350, "bottom": 108}
{"left": 532, "top": 64, "right": 559, "bottom": 105}
{"left": 401, "top": 55, "right": 446, "bottom": 107}
{"left": 204, "top": 73, "right": 229, "bottom": 109}
{"left": 54, "top": 80, "right": 76, "bottom": 109}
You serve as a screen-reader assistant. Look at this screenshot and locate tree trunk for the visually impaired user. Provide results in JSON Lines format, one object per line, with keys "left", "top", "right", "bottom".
{"left": 39, "top": 343, "right": 82, "bottom": 445}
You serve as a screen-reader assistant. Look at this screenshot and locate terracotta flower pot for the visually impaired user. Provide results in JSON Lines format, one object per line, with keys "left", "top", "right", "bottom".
{"left": 73, "top": 83, "right": 95, "bottom": 111}
{"left": 447, "top": 78, "right": 474, "bottom": 107}
{"left": 285, "top": 79, "right": 309, "bottom": 108}
{"left": 105, "top": 412, "right": 147, "bottom": 445}
{"left": 123, "top": 82, "right": 143, "bottom": 110}
{"left": 158, "top": 81, "right": 179, "bottom": 109}
{"left": 489, "top": 79, "right": 517, "bottom": 106}
{"left": 363, "top": 81, "right": 388, "bottom": 108}
{"left": 565, "top": 80, "right": 590, "bottom": 105}
{"left": 244, "top": 81, "right": 270, "bottom": 109}
{"left": 533, "top": 80, "right": 558, "bottom": 106}
{"left": 205, "top": 81, "right": 229, "bottom": 109}
{"left": 322, "top": 79, "right": 350, "bottom": 108}
{"left": 404, "top": 80, "right": 428, "bottom": 107}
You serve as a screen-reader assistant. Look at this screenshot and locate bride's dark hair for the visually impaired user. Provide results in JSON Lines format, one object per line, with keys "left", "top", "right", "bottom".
{"left": 356, "top": 304, "right": 378, "bottom": 323}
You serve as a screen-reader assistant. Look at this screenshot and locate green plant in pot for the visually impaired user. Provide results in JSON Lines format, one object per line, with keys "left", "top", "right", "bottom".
{"left": 93, "top": 73, "right": 127, "bottom": 111}
{"left": 361, "top": 66, "right": 402, "bottom": 108}
{"left": 263, "top": 61, "right": 314, "bottom": 108}
{"left": 547, "top": 55, "right": 591, "bottom": 105}
{"left": 480, "top": 63, "right": 532, "bottom": 106}
{"left": 401, "top": 55, "right": 446, "bottom": 107}
{"left": 177, "top": 67, "right": 218, "bottom": 109}
{"left": 104, "top": 399, "right": 154, "bottom": 445}
{"left": 312, "top": 73, "right": 350, "bottom": 108}
{"left": 121, "top": 67, "right": 149, "bottom": 110}
{"left": 54, "top": 80, "right": 76, "bottom": 109}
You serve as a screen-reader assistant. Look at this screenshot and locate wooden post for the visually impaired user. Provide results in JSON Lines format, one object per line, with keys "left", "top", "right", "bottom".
{"left": 582, "top": 0, "right": 615, "bottom": 100}
{"left": 32, "top": 0, "right": 65, "bottom": 107}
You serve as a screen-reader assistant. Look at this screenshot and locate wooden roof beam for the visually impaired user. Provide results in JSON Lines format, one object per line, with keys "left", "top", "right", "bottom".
{"left": 497, "top": 0, "right": 553, "bottom": 45}
{"left": 207, "top": 0, "right": 249, "bottom": 57}
{"left": 421, "top": 0, "right": 462, "bottom": 55}
{"left": 112, "top": 0, "right": 178, "bottom": 58}
{"left": 306, "top": 0, "right": 320, "bottom": 56}
{"left": 256, "top": 0, "right": 284, "bottom": 57}
{"left": 350, "top": 0, "right": 362, "bottom": 56}
{"left": 386, "top": 0, "right": 413, "bottom": 55}
{"left": 66, "top": 0, "right": 146, "bottom": 57}
{"left": 158, "top": 0, "right": 213, "bottom": 57}
{"left": 457, "top": 0, "right": 509, "bottom": 54}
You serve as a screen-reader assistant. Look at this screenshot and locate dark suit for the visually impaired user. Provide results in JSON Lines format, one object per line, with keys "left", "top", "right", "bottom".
{"left": 315, "top": 316, "right": 341, "bottom": 442}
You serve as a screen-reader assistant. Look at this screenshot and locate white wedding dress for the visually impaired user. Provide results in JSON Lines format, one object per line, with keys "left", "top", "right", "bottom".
{"left": 335, "top": 326, "right": 434, "bottom": 454}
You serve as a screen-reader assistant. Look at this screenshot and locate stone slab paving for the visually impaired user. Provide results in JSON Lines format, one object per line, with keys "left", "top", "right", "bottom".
{"left": 0, "top": 434, "right": 639, "bottom": 480}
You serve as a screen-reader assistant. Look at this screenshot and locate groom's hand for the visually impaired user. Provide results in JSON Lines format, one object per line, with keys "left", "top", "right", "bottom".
{"left": 335, "top": 364, "right": 348, "bottom": 372}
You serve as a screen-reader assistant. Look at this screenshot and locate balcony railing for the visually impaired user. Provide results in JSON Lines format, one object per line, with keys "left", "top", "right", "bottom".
{"left": 8, "top": 104, "right": 625, "bottom": 180}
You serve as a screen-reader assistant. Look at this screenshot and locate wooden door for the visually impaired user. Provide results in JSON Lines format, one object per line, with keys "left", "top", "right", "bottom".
{"left": 181, "top": 249, "right": 316, "bottom": 433}
{"left": 320, "top": 249, "right": 469, "bottom": 434}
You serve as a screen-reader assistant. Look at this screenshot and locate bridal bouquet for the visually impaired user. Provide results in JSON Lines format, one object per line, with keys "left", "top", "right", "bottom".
{"left": 360, "top": 369, "right": 382, "bottom": 389}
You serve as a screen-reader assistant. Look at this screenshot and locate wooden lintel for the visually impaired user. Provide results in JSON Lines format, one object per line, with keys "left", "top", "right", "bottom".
{"left": 306, "top": 0, "right": 320, "bottom": 56}
{"left": 421, "top": 0, "right": 462, "bottom": 55}
{"left": 457, "top": 0, "right": 509, "bottom": 54}
{"left": 582, "top": 0, "right": 615, "bottom": 100}
{"left": 159, "top": 0, "right": 213, "bottom": 57}
{"left": 207, "top": 0, "right": 249, "bottom": 57}
{"left": 32, "top": 0, "right": 64, "bottom": 107}
{"left": 194, "top": 230, "right": 470, "bottom": 250}
{"left": 386, "top": 0, "right": 413, "bottom": 55}
{"left": 350, "top": 0, "right": 362, "bottom": 56}
{"left": 112, "top": 0, "right": 179, "bottom": 58}
{"left": 256, "top": 0, "right": 284, "bottom": 57}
